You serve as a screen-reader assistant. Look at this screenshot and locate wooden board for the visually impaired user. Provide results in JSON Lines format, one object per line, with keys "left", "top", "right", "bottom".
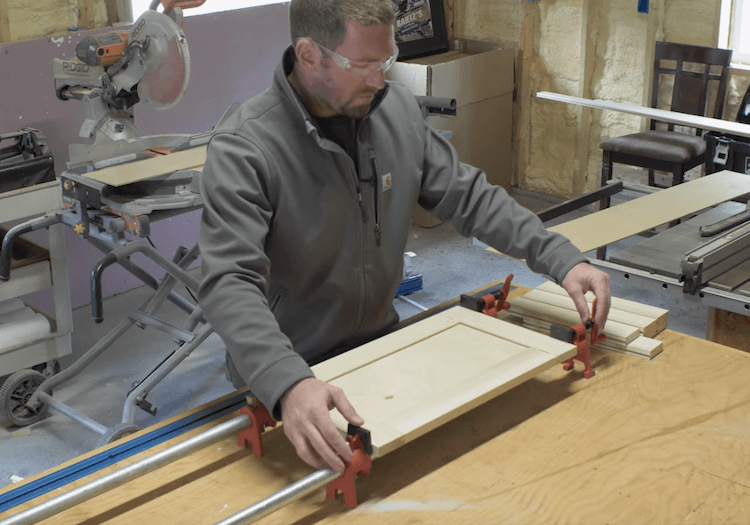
{"left": 508, "top": 296, "right": 641, "bottom": 344}
{"left": 312, "top": 306, "right": 577, "bottom": 458}
{"left": 520, "top": 317, "right": 663, "bottom": 359}
{"left": 522, "top": 288, "right": 661, "bottom": 338}
{"left": 602, "top": 335, "right": 663, "bottom": 359}
{"left": 546, "top": 171, "right": 750, "bottom": 254}
{"left": 536, "top": 281, "right": 669, "bottom": 336}
{"left": 0, "top": 0, "right": 10, "bottom": 44}
{"left": 537, "top": 91, "right": 750, "bottom": 139}
{"left": 83, "top": 146, "right": 207, "bottom": 187}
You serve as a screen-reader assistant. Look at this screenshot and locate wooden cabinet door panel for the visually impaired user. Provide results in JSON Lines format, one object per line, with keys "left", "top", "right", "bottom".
{"left": 314, "top": 306, "right": 577, "bottom": 457}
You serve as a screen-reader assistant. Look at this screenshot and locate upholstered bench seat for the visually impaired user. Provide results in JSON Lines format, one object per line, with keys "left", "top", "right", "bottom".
{"left": 600, "top": 130, "right": 706, "bottom": 164}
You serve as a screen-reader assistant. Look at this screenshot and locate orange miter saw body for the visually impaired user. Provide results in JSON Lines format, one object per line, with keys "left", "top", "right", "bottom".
{"left": 76, "top": 31, "right": 130, "bottom": 67}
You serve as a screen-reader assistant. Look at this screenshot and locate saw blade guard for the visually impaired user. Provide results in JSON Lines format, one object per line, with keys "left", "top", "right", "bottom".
{"left": 132, "top": 8, "right": 191, "bottom": 109}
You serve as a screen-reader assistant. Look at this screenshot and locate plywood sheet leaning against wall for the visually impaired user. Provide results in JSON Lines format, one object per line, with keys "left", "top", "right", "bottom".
{"left": 311, "top": 306, "right": 577, "bottom": 458}
{"left": 506, "top": 281, "right": 668, "bottom": 360}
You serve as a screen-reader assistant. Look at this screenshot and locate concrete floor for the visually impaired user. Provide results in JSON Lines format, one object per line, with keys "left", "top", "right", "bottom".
{"left": 0, "top": 185, "right": 709, "bottom": 491}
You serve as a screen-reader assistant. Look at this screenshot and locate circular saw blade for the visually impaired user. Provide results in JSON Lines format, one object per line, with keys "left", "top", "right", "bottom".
{"left": 132, "top": 9, "right": 191, "bottom": 109}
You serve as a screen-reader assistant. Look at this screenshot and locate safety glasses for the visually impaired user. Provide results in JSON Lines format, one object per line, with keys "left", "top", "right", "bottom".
{"left": 315, "top": 39, "right": 399, "bottom": 77}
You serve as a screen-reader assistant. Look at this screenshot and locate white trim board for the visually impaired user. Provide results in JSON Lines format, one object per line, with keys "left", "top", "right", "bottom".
{"left": 536, "top": 281, "right": 669, "bottom": 324}
{"left": 531, "top": 284, "right": 668, "bottom": 338}
{"left": 536, "top": 91, "right": 750, "bottom": 138}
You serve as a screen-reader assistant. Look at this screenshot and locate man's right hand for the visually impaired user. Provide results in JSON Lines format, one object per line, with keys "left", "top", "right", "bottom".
{"left": 279, "top": 377, "right": 364, "bottom": 473}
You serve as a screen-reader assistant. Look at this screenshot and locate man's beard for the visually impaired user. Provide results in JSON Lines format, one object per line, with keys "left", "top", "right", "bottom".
{"left": 341, "top": 100, "right": 373, "bottom": 118}
{"left": 321, "top": 88, "right": 377, "bottom": 118}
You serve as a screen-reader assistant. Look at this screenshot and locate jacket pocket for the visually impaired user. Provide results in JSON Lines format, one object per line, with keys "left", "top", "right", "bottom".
{"left": 368, "top": 149, "right": 382, "bottom": 246}
{"left": 268, "top": 285, "right": 288, "bottom": 314}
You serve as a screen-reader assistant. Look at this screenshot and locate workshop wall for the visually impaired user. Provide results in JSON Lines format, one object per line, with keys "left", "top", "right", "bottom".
{"left": 448, "top": 0, "right": 723, "bottom": 199}
{"left": 0, "top": 0, "right": 132, "bottom": 44}
{"left": 0, "top": 0, "right": 738, "bottom": 308}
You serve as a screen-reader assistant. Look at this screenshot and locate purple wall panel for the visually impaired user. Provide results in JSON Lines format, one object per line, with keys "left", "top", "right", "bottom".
{"left": 0, "top": 3, "right": 290, "bottom": 310}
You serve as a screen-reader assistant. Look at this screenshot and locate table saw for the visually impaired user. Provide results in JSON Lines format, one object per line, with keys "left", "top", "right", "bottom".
{"left": 1, "top": 282, "right": 750, "bottom": 524}
{"left": 509, "top": 170, "right": 750, "bottom": 323}
{"left": 532, "top": 92, "right": 750, "bottom": 318}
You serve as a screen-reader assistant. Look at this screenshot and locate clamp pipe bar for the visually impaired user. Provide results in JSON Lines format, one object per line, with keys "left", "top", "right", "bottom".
{"left": 0, "top": 214, "right": 61, "bottom": 281}
{"left": 90, "top": 242, "right": 200, "bottom": 323}
{"left": 0, "top": 414, "right": 252, "bottom": 525}
{"left": 34, "top": 392, "right": 109, "bottom": 435}
{"left": 214, "top": 468, "right": 339, "bottom": 525}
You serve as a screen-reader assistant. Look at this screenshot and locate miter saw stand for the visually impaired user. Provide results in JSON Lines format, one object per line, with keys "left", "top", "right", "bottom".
{"left": 0, "top": 0, "right": 231, "bottom": 447}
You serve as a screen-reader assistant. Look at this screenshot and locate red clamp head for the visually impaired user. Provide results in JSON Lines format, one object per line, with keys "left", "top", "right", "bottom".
{"left": 480, "top": 273, "right": 513, "bottom": 317}
{"left": 237, "top": 396, "right": 277, "bottom": 457}
{"left": 326, "top": 431, "right": 372, "bottom": 509}
{"left": 562, "top": 299, "right": 605, "bottom": 380}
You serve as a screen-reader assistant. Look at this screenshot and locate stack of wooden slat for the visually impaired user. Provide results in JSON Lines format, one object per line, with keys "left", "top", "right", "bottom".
{"left": 509, "top": 282, "right": 669, "bottom": 359}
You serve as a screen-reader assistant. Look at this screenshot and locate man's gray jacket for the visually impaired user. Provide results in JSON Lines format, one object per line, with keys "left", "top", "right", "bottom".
{"left": 198, "top": 48, "right": 587, "bottom": 419}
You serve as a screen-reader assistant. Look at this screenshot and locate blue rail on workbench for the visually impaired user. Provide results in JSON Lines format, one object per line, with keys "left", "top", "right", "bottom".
{"left": 0, "top": 391, "right": 248, "bottom": 513}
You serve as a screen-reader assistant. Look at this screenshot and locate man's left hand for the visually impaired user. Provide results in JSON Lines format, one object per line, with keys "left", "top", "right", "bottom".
{"left": 561, "top": 262, "right": 611, "bottom": 329}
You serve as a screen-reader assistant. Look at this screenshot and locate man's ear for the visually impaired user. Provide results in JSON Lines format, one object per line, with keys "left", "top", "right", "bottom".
{"left": 294, "top": 38, "right": 321, "bottom": 74}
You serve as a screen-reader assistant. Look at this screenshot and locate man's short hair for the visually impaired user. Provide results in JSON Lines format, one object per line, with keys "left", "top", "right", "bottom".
{"left": 289, "top": 0, "right": 395, "bottom": 50}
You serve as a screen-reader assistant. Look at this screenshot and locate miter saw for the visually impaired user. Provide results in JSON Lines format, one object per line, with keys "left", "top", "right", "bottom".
{"left": 47, "top": 0, "right": 229, "bottom": 243}
{"left": 0, "top": 1, "right": 225, "bottom": 443}
{"left": 54, "top": 0, "right": 205, "bottom": 169}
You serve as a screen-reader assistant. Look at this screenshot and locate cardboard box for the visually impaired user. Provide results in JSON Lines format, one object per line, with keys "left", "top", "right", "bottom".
{"left": 387, "top": 39, "right": 515, "bottom": 227}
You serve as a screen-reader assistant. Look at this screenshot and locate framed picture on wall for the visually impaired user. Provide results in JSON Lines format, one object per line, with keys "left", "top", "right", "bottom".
{"left": 391, "top": 0, "right": 449, "bottom": 61}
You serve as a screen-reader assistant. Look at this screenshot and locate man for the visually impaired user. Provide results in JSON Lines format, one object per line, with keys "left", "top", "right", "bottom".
{"left": 198, "top": 0, "right": 610, "bottom": 474}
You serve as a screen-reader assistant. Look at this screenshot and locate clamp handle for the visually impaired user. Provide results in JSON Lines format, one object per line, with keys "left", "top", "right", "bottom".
{"left": 587, "top": 299, "right": 607, "bottom": 347}
{"left": 561, "top": 299, "right": 605, "bottom": 379}
{"left": 460, "top": 274, "right": 513, "bottom": 317}
{"left": 325, "top": 431, "right": 372, "bottom": 509}
{"left": 237, "top": 396, "right": 277, "bottom": 457}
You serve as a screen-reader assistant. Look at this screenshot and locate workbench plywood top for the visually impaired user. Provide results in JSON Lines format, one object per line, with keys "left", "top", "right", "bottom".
{"left": 316, "top": 306, "right": 577, "bottom": 458}
{"left": 319, "top": 330, "right": 750, "bottom": 525}
{"left": 9, "top": 286, "right": 750, "bottom": 525}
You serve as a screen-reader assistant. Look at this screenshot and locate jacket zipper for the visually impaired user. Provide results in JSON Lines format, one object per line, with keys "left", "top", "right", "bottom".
{"left": 369, "top": 151, "right": 382, "bottom": 246}
{"left": 345, "top": 153, "right": 368, "bottom": 337}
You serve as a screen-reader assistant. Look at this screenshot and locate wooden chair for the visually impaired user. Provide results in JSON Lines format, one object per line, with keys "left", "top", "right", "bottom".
{"left": 599, "top": 42, "right": 733, "bottom": 190}
{"left": 596, "top": 42, "right": 732, "bottom": 260}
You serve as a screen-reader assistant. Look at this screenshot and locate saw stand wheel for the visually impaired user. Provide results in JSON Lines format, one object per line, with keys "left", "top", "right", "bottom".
{"left": 0, "top": 369, "right": 51, "bottom": 427}
{"left": 97, "top": 423, "right": 142, "bottom": 447}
